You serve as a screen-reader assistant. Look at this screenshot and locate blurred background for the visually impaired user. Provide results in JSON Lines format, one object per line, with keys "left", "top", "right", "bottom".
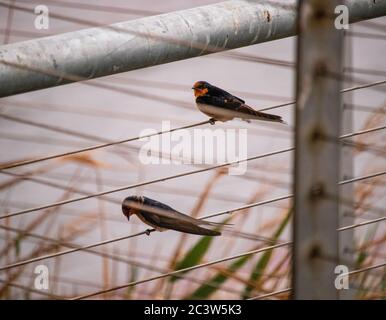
{"left": 0, "top": 0, "right": 385, "bottom": 299}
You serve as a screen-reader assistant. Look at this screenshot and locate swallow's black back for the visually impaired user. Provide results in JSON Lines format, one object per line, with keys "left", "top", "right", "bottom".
{"left": 205, "top": 83, "right": 245, "bottom": 104}
{"left": 141, "top": 196, "right": 176, "bottom": 214}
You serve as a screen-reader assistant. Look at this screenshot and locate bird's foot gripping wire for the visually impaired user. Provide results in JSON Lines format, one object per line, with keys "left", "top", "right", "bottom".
{"left": 145, "top": 229, "right": 152, "bottom": 236}
{"left": 209, "top": 118, "right": 217, "bottom": 125}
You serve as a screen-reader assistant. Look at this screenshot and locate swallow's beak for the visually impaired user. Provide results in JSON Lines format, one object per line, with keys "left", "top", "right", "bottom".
{"left": 126, "top": 215, "right": 130, "bottom": 222}
{"left": 191, "top": 87, "right": 195, "bottom": 90}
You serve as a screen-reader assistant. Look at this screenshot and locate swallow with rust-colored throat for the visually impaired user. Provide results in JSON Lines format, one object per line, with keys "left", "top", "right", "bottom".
{"left": 192, "top": 81, "right": 286, "bottom": 124}
{"left": 122, "top": 196, "right": 229, "bottom": 236}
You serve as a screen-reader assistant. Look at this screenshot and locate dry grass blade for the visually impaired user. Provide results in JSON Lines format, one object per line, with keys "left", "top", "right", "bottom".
{"left": 0, "top": 218, "right": 96, "bottom": 297}
{"left": 0, "top": 167, "right": 83, "bottom": 259}
{"left": 59, "top": 152, "right": 110, "bottom": 169}
{"left": 163, "top": 170, "right": 226, "bottom": 298}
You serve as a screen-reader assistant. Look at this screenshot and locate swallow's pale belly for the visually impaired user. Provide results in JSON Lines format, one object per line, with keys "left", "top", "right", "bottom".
{"left": 196, "top": 103, "right": 234, "bottom": 122}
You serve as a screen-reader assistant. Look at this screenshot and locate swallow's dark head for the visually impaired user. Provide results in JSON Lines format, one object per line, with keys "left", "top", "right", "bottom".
{"left": 192, "top": 81, "right": 212, "bottom": 97}
{"left": 122, "top": 196, "right": 143, "bottom": 221}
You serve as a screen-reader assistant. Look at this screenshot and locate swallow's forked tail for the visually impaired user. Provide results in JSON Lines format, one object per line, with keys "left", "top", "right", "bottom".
{"left": 199, "top": 220, "right": 233, "bottom": 234}
{"left": 194, "top": 220, "right": 233, "bottom": 236}
{"left": 196, "top": 227, "right": 222, "bottom": 236}
{"left": 241, "top": 105, "right": 287, "bottom": 124}
{"left": 253, "top": 110, "right": 287, "bottom": 124}
{"left": 204, "top": 221, "right": 233, "bottom": 227}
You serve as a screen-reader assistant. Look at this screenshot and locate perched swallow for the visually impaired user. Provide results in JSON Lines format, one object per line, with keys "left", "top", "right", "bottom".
{"left": 122, "top": 196, "right": 228, "bottom": 236}
{"left": 192, "top": 81, "right": 286, "bottom": 124}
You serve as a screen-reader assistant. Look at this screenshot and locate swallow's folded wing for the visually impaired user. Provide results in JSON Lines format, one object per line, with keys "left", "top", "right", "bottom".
{"left": 197, "top": 95, "right": 284, "bottom": 122}
{"left": 213, "top": 86, "right": 245, "bottom": 104}
{"left": 144, "top": 212, "right": 220, "bottom": 236}
{"left": 196, "top": 95, "right": 240, "bottom": 109}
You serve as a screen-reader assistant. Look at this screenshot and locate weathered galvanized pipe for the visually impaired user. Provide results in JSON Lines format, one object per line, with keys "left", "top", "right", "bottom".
{"left": 294, "top": 0, "right": 343, "bottom": 300}
{"left": 0, "top": 0, "right": 385, "bottom": 97}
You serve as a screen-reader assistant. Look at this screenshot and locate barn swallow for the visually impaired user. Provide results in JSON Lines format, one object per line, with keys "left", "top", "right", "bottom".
{"left": 192, "top": 81, "right": 286, "bottom": 124}
{"left": 122, "top": 196, "right": 228, "bottom": 236}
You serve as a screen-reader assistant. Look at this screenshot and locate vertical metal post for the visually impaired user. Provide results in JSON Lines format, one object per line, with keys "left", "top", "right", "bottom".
{"left": 339, "top": 29, "right": 355, "bottom": 299}
{"left": 293, "top": 0, "right": 343, "bottom": 299}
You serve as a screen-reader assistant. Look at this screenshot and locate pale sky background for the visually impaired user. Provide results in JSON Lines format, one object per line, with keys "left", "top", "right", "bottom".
{"left": 0, "top": 0, "right": 385, "bottom": 299}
